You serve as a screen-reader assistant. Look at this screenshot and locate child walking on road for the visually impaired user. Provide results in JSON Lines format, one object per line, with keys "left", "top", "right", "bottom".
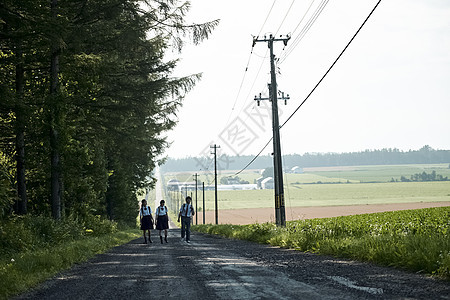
{"left": 155, "top": 200, "right": 169, "bottom": 243}
{"left": 140, "top": 199, "right": 154, "bottom": 244}
{"left": 178, "top": 196, "right": 195, "bottom": 243}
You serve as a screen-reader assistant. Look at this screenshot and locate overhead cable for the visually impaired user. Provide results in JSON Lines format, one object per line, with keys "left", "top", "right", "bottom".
{"left": 279, "top": 0, "right": 329, "bottom": 64}
{"left": 258, "top": 0, "right": 277, "bottom": 37}
{"left": 235, "top": 137, "right": 273, "bottom": 176}
{"left": 290, "top": 0, "right": 316, "bottom": 38}
{"left": 234, "top": 0, "right": 382, "bottom": 175}
{"left": 275, "top": 0, "right": 296, "bottom": 36}
{"left": 281, "top": 0, "right": 382, "bottom": 128}
{"left": 222, "top": 0, "right": 276, "bottom": 131}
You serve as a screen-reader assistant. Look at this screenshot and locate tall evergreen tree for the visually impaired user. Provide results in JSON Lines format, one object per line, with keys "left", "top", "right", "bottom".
{"left": 1, "top": 0, "right": 219, "bottom": 223}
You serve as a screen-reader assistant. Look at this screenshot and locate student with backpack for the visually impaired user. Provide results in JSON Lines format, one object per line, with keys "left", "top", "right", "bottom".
{"left": 139, "top": 199, "right": 154, "bottom": 244}
{"left": 155, "top": 199, "right": 169, "bottom": 243}
{"left": 178, "top": 196, "right": 195, "bottom": 243}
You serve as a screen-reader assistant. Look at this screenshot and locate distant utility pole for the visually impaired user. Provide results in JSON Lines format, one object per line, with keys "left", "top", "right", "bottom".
{"left": 210, "top": 144, "right": 220, "bottom": 224}
{"left": 194, "top": 173, "right": 198, "bottom": 225}
{"left": 253, "top": 34, "right": 290, "bottom": 227}
{"left": 202, "top": 182, "right": 205, "bottom": 224}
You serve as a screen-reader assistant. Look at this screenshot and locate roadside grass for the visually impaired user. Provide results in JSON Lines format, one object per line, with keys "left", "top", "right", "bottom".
{"left": 192, "top": 207, "right": 450, "bottom": 280}
{"left": 0, "top": 215, "right": 140, "bottom": 300}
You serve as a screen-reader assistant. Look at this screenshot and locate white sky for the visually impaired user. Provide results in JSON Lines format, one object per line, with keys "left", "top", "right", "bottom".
{"left": 164, "top": 0, "right": 450, "bottom": 159}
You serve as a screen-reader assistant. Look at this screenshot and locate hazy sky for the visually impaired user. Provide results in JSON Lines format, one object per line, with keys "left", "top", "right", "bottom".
{"left": 164, "top": 0, "right": 450, "bottom": 159}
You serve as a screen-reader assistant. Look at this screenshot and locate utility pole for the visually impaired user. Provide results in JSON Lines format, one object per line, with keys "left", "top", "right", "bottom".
{"left": 253, "top": 34, "right": 290, "bottom": 227}
{"left": 202, "top": 182, "right": 205, "bottom": 224}
{"left": 210, "top": 144, "right": 220, "bottom": 224}
{"left": 194, "top": 173, "right": 198, "bottom": 225}
{"left": 175, "top": 185, "right": 180, "bottom": 215}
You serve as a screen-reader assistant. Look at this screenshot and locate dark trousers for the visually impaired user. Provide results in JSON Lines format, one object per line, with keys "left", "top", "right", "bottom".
{"left": 181, "top": 216, "right": 191, "bottom": 241}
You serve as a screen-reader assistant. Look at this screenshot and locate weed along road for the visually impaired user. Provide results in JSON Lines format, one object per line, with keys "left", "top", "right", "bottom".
{"left": 15, "top": 229, "right": 449, "bottom": 300}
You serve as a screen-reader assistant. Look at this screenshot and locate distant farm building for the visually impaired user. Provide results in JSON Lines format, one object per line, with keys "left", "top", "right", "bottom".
{"left": 256, "top": 176, "right": 264, "bottom": 189}
{"left": 291, "top": 166, "right": 303, "bottom": 174}
{"left": 261, "top": 177, "right": 274, "bottom": 189}
{"left": 217, "top": 184, "right": 257, "bottom": 191}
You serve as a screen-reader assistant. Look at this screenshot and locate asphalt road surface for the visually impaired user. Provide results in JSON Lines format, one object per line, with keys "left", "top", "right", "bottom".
{"left": 15, "top": 227, "right": 450, "bottom": 300}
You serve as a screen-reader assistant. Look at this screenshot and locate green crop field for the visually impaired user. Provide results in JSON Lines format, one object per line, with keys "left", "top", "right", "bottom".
{"left": 193, "top": 181, "right": 450, "bottom": 210}
{"left": 163, "top": 164, "right": 450, "bottom": 211}
{"left": 305, "top": 163, "right": 450, "bottom": 183}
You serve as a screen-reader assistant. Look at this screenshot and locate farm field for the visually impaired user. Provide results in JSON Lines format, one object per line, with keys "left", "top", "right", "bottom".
{"left": 304, "top": 163, "right": 450, "bottom": 183}
{"left": 163, "top": 164, "right": 450, "bottom": 221}
{"left": 203, "top": 181, "right": 450, "bottom": 210}
{"left": 166, "top": 163, "right": 450, "bottom": 185}
{"left": 167, "top": 181, "right": 450, "bottom": 211}
{"left": 192, "top": 202, "right": 450, "bottom": 225}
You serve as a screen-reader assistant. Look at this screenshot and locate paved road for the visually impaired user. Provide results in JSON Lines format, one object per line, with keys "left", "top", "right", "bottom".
{"left": 15, "top": 227, "right": 450, "bottom": 300}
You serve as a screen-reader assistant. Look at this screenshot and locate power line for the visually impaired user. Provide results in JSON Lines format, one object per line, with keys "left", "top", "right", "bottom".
{"left": 235, "top": 137, "right": 273, "bottom": 176}
{"left": 290, "top": 0, "right": 316, "bottom": 38}
{"left": 226, "top": 49, "right": 269, "bottom": 133}
{"left": 281, "top": 0, "right": 382, "bottom": 128}
{"left": 258, "top": 0, "right": 277, "bottom": 37}
{"left": 285, "top": 0, "right": 329, "bottom": 58}
{"left": 279, "top": 0, "right": 330, "bottom": 64}
{"left": 224, "top": 47, "right": 254, "bottom": 128}
{"left": 223, "top": 0, "right": 277, "bottom": 131}
{"left": 275, "top": 0, "right": 295, "bottom": 36}
{"left": 234, "top": 0, "right": 382, "bottom": 175}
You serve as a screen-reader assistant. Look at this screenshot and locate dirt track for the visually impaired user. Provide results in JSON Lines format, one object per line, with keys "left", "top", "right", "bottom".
{"left": 195, "top": 202, "right": 450, "bottom": 225}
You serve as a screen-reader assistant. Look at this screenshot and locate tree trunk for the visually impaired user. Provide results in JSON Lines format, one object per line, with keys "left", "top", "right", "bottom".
{"left": 50, "top": 0, "right": 61, "bottom": 220}
{"left": 15, "top": 45, "right": 27, "bottom": 215}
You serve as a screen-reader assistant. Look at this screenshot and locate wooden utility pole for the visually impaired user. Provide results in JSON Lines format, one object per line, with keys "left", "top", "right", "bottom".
{"left": 253, "top": 34, "right": 290, "bottom": 227}
{"left": 202, "top": 182, "right": 205, "bottom": 224}
{"left": 210, "top": 144, "right": 220, "bottom": 224}
{"left": 194, "top": 173, "right": 198, "bottom": 224}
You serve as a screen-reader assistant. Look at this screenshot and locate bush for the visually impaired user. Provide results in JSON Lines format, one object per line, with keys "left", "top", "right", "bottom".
{"left": 0, "top": 214, "right": 117, "bottom": 257}
{"left": 0, "top": 160, "right": 15, "bottom": 218}
{"left": 83, "top": 214, "right": 117, "bottom": 236}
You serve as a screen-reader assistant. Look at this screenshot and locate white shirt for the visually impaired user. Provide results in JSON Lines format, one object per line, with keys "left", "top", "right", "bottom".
{"left": 140, "top": 205, "right": 152, "bottom": 217}
{"left": 156, "top": 206, "right": 168, "bottom": 216}
{"left": 180, "top": 203, "right": 194, "bottom": 217}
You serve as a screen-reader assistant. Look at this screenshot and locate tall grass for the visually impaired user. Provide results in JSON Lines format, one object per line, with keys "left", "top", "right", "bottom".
{"left": 0, "top": 215, "right": 140, "bottom": 299}
{"left": 192, "top": 207, "right": 450, "bottom": 279}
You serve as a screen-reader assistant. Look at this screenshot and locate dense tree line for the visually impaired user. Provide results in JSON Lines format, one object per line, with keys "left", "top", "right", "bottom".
{"left": 398, "top": 171, "right": 448, "bottom": 182}
{"left": 0, "top": 0, "right": 218, "bottom": 225}
{"left": 161, "top": 146, "right": 450, "bottom": 173}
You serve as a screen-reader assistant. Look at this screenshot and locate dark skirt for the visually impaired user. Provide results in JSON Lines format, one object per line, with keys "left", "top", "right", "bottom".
{"left": 156, "top": 215, "right": 169, "bottom": 230}
{"left": 140, "top": 215, "right": 153, "bottom": 230}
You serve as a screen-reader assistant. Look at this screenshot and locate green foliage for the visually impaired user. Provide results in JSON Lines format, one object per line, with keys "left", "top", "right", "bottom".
{"left": 262, "top": 167, "right": 274, "bottom": 179}
{"left": 193, "top": 207, "right": 450, "bottom": 279}
{"left": 0, "top": 214, "right": 118, "bottom": 257}
{"left": 0, "top": 229, "right": 140, "bottom": 300}
{"left": 0, "top": 156, "right": 15, "bottom": 218}
{"left": 399, "top": 170, "right": 448, "bottom": 182}
{"left": 0, "top": 0, "right": 219, "bottom": 223}
{"left": 220, "top": 176, "right": 249, "bottom": 185}
{"left": 0, "top": 213, "right": 128, "bottom": 298}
